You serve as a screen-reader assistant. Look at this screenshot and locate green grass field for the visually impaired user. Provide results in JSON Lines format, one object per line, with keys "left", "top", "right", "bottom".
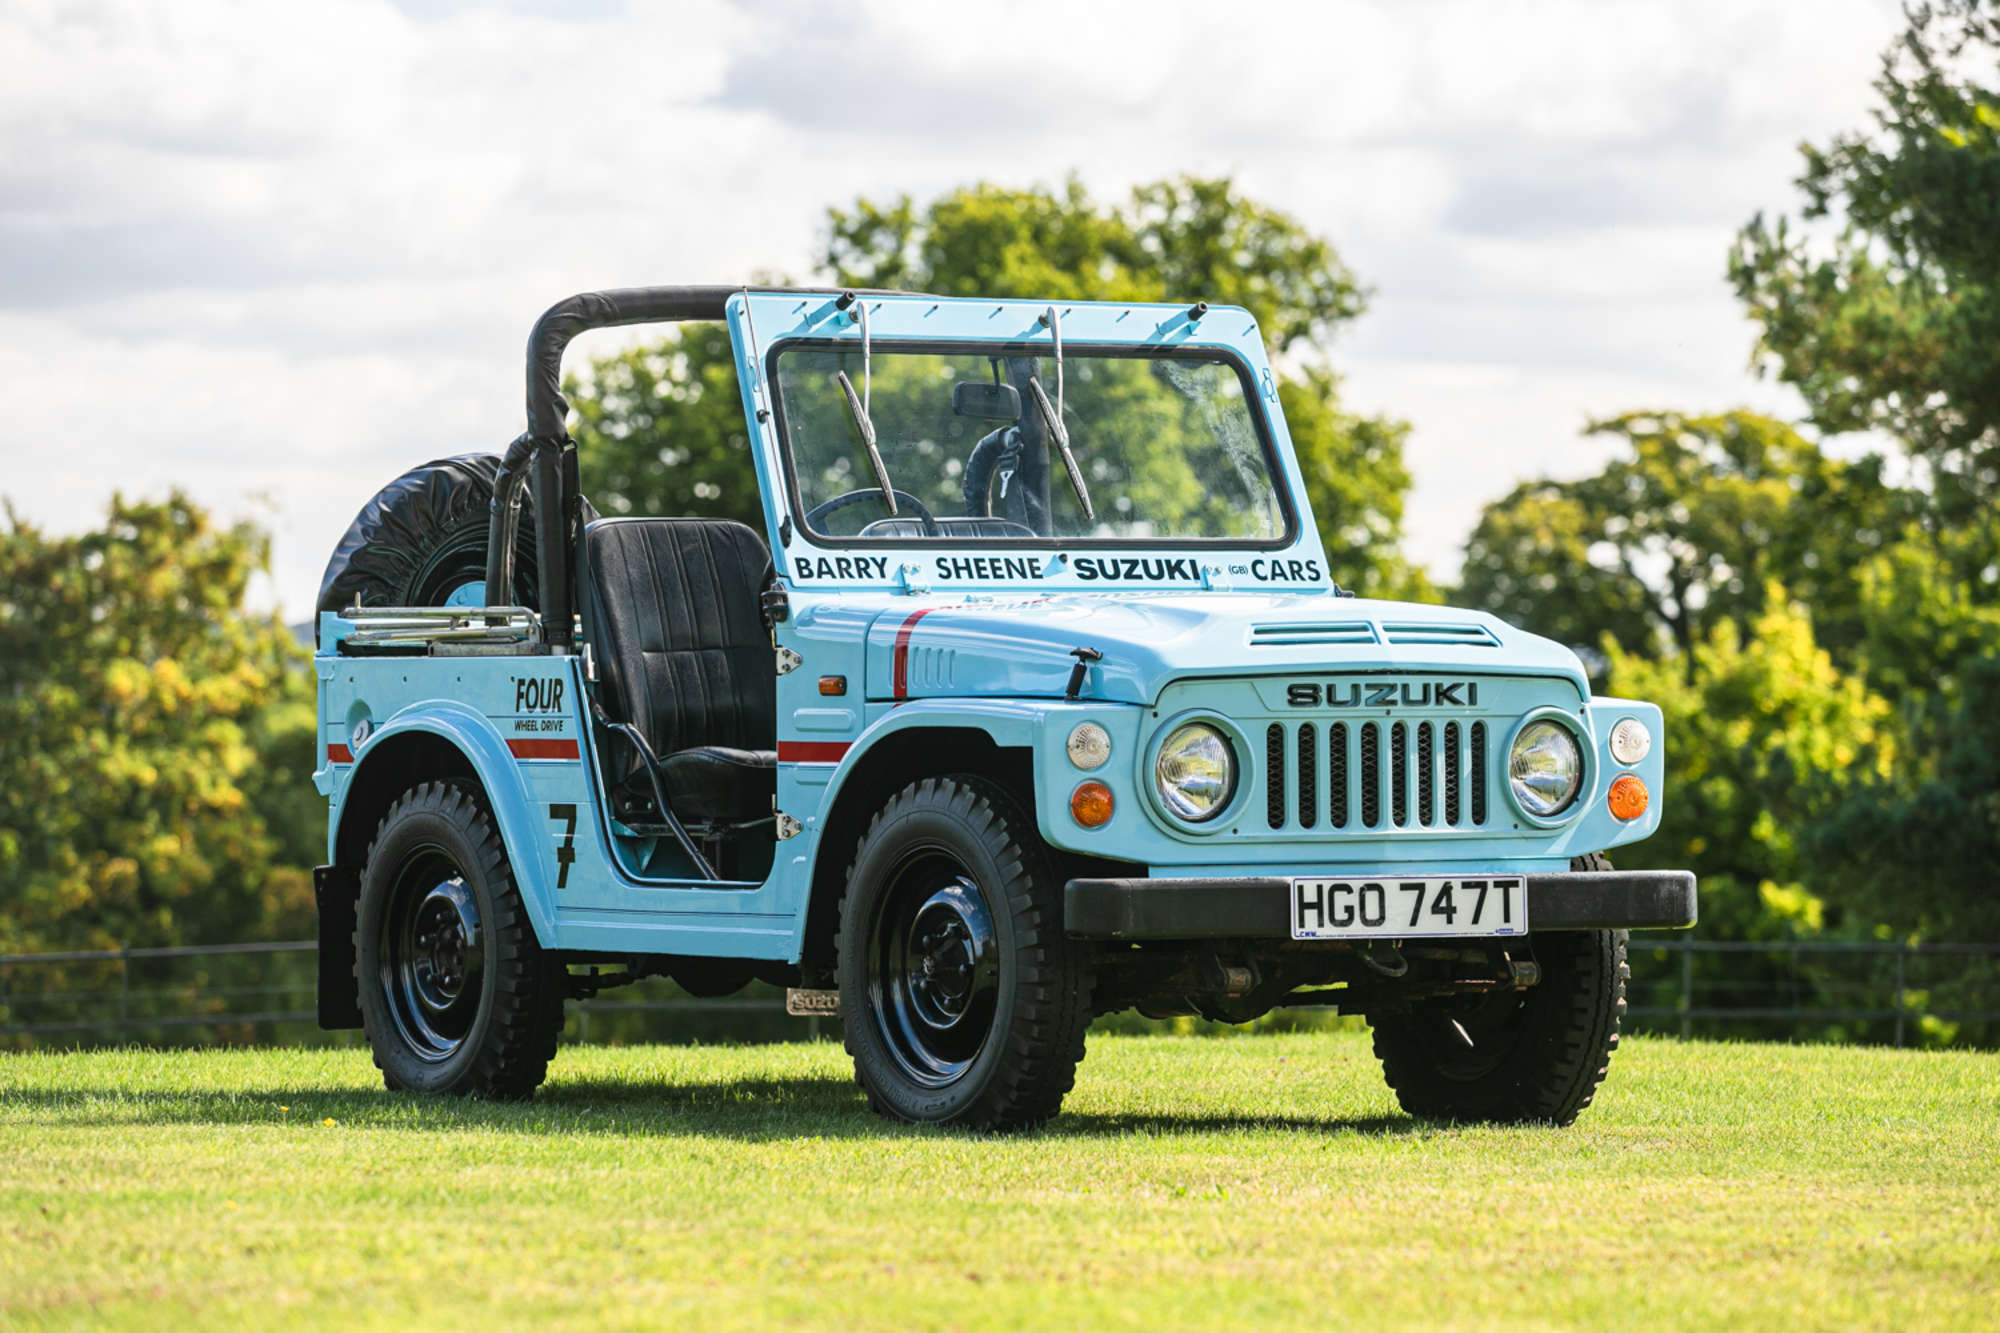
{"left": 2, "top": 1032, "right": 1995, "bottom": 1331}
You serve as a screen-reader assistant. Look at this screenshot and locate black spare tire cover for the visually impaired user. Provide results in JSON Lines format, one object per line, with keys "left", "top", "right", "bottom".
{"left": 316, "top": 453, "right": 590, "bottom": 635}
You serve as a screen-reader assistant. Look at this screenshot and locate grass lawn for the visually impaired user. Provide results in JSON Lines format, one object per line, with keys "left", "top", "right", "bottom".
{"left": 1, "top": 1032, "right": 1995, "bottom": 1330}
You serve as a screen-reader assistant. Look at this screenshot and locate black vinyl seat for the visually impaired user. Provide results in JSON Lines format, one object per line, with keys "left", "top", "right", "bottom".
{"left": 581, "top": 517, "right": 776, "bottom": 827}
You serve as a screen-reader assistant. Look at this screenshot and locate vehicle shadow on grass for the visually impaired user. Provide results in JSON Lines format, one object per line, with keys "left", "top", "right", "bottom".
{"left": 6, "top": 1075, "right": 1423, "bottom": 1143}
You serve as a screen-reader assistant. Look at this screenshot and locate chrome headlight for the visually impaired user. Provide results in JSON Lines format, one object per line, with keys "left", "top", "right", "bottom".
{"left": 1509, "top": 719, "right": 1583, "bottom": 818}
{"left": 1153, "top": 722, "right": 1236, "bottom": 822}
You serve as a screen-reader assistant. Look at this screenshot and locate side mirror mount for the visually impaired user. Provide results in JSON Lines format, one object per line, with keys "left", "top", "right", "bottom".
{"left": 953, "top": 381, "right": 1022, "bottom": 420}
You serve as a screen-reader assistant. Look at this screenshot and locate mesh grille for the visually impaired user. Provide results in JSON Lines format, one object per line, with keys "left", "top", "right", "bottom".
{"left": 1265, "top": 723, "right": 1285, "bottom": 829}
{"left": 1417, "top": 722, "right": 1436, "bottom": 826}
{"left": 1296, "top": 723, "right": 1318, "bottom": 828}
{"left": 1470, "top": 721, "right": 1488, "bottom": 825}
{"left": 1391, "top": 722, "right": 1410, "bottom": 826}
{"left": 1444, "top": 721, "right": 1462, "bottom": 825}
{"left": 1360, "top": 723, "right": 1381, "bottom": 828}
{"left": 1328, "top": 723, "right": 1349, "bottom": 828}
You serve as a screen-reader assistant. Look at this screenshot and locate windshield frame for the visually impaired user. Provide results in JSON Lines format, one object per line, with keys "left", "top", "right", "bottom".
{"left": 764, "top": 336, "right": 1301, "bottom": 551}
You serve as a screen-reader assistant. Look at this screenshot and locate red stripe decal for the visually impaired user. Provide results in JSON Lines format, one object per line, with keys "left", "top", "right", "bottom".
{"left": 779, "top": 740, "right": 851, "bottom": 763}
{"left": 508, "top": 738, "right": 580, "bottom": 760}
{"left": 326, "top": 743, "right": 353, "bottom": 764}
{"left": 892, "top": 608, "right": 936, "bottom": 700}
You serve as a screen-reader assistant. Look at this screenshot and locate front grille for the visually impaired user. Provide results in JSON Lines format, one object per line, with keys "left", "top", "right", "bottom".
{"left": 1262, "top": 714, "right": 1491, "bottom": 833}
{"left": 1296, "top": 724, "right": 1318, "bottom": 828}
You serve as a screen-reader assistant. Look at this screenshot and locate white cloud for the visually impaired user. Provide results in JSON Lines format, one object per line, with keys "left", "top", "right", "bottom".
{"left": 0, "top": 0, "right": 1909, "bottom": 610}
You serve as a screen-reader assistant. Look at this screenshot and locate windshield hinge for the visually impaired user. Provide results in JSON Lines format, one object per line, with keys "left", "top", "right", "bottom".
{"left": 896, "top": 562, "right": 932, "bottom": 595}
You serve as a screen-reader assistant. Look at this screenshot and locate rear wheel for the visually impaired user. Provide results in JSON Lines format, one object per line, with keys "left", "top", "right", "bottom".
{"left": 836, "top": 776, "right": 1091, "bottom": 1131}
{"left": 1365, "top": 853, "right": 1628, "bottom": 1126}
{"left": 355, "top": 780, "right": 565, "bottom": 1099}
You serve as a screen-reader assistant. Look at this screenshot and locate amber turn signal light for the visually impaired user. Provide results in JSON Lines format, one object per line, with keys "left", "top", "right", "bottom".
{"left": 1070, "top": 780, "right": 1115, "bottom": 828}
{"left": 818, "top": 676, "right": 847, "bottom": 696}
{"left": 1607, "top": 774, "right": 1649, "bottom": 821}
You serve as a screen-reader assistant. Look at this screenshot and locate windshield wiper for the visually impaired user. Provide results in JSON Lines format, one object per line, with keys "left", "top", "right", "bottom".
{"left": 1031, "top": 305, "right": 1094, "bottom": 521}
{"left": 835, "top": 292, "right": 897, "bottom": 515}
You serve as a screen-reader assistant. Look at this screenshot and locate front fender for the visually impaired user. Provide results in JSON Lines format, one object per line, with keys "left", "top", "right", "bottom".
{"left": 330, "top": 700, "right": 559, "bottom": 948}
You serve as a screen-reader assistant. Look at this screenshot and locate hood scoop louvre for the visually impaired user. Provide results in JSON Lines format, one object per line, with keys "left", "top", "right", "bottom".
{"left": 1247, "top": 620, "right": 1501, "bottom": 648}
{"left": 1248, "top": 622, "right": 1380, "bottom": 646}
{"left": 1380, "top": 621, "right": 1500, "bottom": 647}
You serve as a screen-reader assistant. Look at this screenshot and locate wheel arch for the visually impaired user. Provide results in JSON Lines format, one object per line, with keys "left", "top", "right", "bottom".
{"left": 797, "top": 718, "right": 1033, "bottom": 985}
{"left": 329, "top": 704, "right": 557, "bottom": 948}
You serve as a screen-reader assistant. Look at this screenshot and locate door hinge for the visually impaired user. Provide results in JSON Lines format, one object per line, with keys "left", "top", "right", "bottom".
{"left": 775, "top": 645, "right": 803, "bottom": 675}
{"left": 776, "top": 812, "right": 803, "bottom": 840}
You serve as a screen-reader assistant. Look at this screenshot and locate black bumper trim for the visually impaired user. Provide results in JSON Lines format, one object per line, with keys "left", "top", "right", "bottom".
{"left": 1064, "top": 870, "right": 1698, "bottom": 940}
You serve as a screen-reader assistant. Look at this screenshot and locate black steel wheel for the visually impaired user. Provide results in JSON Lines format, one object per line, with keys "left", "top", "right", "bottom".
{"left": 837, "top": 776, "right": 1091, "bottom": 1130}
{"left": 355, "top": 780, "right": 564, "bottom": 1099}
{"left": 1366, "top": 853, "right": 1628, "bottom": 1127}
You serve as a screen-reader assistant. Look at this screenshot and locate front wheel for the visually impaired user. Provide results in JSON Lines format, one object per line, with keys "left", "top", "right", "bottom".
{"left": 836, "top": 776, "right": 1091, "bottom": 1131}
{"left": 1365, "top": 854, "right": 1628, "bottom": 1126}
{"left": 355, "top": 780, "right": 565, "bottom": 1099}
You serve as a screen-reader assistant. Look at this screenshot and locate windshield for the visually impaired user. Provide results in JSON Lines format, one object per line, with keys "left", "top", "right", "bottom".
{"left": 772, "top": 343, "right": 1291, "bottom": 544}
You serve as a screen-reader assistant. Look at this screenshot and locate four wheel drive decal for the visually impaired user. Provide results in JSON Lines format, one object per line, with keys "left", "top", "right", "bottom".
{"left": 548, "top": 803, "right": 578, "bottom": 889}
{"left": 891, "top": 607, "right": 936, "bottom": 700}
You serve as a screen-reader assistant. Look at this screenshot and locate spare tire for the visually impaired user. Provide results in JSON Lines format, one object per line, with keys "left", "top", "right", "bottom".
{"left": 316, "top": 454, "right": 591, "bottom": 634}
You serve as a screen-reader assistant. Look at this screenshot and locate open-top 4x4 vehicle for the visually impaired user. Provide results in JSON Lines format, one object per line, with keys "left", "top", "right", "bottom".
{"left": 313, "top": 285, "right": 1695, "bottom": 1130}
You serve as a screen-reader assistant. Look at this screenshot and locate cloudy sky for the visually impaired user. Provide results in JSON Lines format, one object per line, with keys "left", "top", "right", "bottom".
{"left": 2, "top": 0, "right": 1905, "bottom": 613}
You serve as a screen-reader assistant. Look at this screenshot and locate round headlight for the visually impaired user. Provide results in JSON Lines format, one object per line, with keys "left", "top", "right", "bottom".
{"left": 1509, "top": 719, "right": 1583, "bottom": 818}
{"left": 1153, "top": 722, "right": 1236, "bottom": 823}
{"left": 1609, "top": 717, "right": 1652, "bottom": 765}
{"left": 1066, "top": 722, "right": 1111, "bottom": 770}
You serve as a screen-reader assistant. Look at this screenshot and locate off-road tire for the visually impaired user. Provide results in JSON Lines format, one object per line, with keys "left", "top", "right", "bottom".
{"left": 836, "top": 776, "right": 1092, "bottom": 1131}
{"left": 1367, "top": 852, "right": 1628, "bottom": 1126}
{"left": 355, "top": 780, "right": 565, "bottom": 1099}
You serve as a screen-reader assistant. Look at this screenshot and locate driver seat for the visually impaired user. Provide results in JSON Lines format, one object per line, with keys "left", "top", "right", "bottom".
{"left": 580, "top": 517, "right": 776, "bottom": 827}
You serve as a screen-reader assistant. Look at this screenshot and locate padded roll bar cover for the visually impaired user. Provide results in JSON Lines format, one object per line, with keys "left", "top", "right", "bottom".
{"left": 523, "top": 286, "right": 740, "bottom": 443}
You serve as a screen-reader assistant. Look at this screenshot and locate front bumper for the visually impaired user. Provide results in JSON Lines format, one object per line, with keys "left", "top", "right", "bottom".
{"left": 1064, "top": 870, "right": 1697, "bottom": 940}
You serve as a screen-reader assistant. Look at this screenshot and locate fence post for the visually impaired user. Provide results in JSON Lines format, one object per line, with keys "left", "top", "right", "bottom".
{"left": 118, "top": 948, "right": 129, "bottom": 1026}
{"left": 1893, "top": 944, "right": 1907, "bottom": 1049}
{"left": 1680, "top": 944, "right": 1693, "bottom": 1041}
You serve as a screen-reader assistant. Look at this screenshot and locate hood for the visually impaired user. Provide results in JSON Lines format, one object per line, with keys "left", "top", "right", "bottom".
{"left": 858, "top": 590, "right": 1590, "bottom": 704}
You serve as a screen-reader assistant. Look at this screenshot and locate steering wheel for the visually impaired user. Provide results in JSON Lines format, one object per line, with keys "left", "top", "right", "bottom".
{"left": 806, "top": 488, "right": 941, "bottom": 536}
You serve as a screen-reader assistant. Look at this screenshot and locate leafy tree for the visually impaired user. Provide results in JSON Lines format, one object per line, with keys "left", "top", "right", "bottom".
{"left": 1807, "top": 655, "right": 2000, "bottom": 944}
{"left": 1730, "top": 1, "right": 2000, "bottom": 515}
{"left": 573, "top": 177, "right": 1429, "bottom": 598}
{"left": 570, "top": 324, "right": 764, "bottom": 529}
{"left": 1603, "top": 588, "right": 1897, "bottom": 940}
{"left": 1457, "top": 411, "right": 1908, "bottom": 673}
{"left": 0, "top": 496, "right": 317, "bottom": 955}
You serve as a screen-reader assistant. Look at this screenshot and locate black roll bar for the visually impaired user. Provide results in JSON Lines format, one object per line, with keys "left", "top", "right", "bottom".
{"left": 486, "top": 284, "right": 924, "bottom": 648}
{"left": 486, "top": 286, "right": 738, "bottom": 645}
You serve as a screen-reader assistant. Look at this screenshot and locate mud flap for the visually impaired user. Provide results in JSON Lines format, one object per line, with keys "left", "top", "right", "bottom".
{"left": 315, "top": 864, "right": 363, "bottom": 1029}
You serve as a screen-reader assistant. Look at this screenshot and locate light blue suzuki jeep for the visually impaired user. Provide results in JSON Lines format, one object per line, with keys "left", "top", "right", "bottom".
{"left": 312, "top": 285, "right": 1695, "bottom": 1130}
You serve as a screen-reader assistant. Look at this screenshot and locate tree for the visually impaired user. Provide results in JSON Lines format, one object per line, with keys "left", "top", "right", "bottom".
{"left": 574, "top": 177, "right": 1430, "bottom": 598}
{"left": 0, "top": 496, "right": 317, "bottom": 954}
{"left": 1730, "top": 1, "right": 2000, "bottom": 515}
{"left": 1456, "top": 411, "right": 1908, "bottom": 673}
{"left": 1807, "top": 655, "right": 2000, "bottom": 945}
{"left": 1603, "top": 588, "right": 1898, "bottom": 940}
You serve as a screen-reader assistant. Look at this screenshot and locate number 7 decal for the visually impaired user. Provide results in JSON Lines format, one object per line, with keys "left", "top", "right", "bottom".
{"left": 548, "top": 803, "right": 577, "bottom": 890}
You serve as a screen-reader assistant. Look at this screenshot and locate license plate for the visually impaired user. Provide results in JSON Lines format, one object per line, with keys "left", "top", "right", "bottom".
{"left": 1290, "top": 875, "right": 1528, "bottom": 941}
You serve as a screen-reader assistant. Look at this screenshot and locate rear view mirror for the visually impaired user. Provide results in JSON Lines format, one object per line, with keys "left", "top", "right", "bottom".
{"left": 953, "top": 381, "right": 1022, "bottom": 420}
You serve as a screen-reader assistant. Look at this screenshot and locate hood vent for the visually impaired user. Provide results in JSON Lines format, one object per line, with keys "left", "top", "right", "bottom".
{"left": 1380, "top": 622, "right": 1499, "bottom": 648}
{"left": 1248, "top": 622, "right": 1380, "bottom": 647}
